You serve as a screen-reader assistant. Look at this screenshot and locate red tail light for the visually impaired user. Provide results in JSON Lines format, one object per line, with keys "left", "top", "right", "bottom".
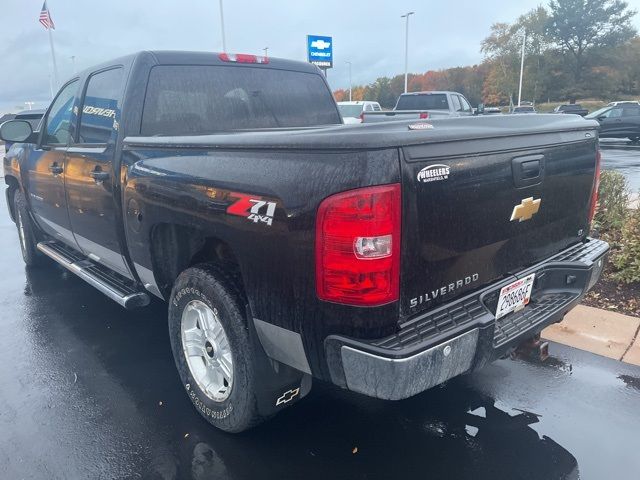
{"left": 419, "top": 112, "right": 429, "bottom": 119}
{"left": 316, "top": 184, "right": 401, "bottom": 306}
{"left": 588, "top": 148, "right": 602, "bottom": 224}
{"left": 359, "top": 112, "right": 364, "bottom": 123}
{"left": 218, "top": 53, "right": 269, "bottom": 64}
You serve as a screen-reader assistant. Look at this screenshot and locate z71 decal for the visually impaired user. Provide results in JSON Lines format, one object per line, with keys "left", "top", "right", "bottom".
{"left": 227, "top": 192, "right": 277, "bottom": 226}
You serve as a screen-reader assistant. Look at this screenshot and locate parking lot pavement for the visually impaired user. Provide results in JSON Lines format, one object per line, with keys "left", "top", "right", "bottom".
{"left": 1, "top": 191, "right": 640, "bottom": 480}
{"left": 600, "top": 140, "right": 640, "bottom": 192}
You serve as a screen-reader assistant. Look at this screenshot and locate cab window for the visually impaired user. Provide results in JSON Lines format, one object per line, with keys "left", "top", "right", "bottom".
{"left": 42, "top": 80, "right": 79, "bottom": 145}
{"left": 78, "top": 68, "right": 124, "bottom": 144}
{"left": 459, "top": 95, "right": 472, "bottom": 113}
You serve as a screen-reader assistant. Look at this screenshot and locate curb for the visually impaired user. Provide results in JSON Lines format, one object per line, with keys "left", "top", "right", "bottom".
{"left": 543, "top": 304, "right": 640, "bottom": 366}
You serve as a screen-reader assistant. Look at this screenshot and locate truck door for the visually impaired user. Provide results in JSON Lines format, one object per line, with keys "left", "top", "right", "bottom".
{"left": 65, "top": 67, "right": 132, "bottom": 278}
{"left": 24, "top": 79, "right": 80, "bottom": 246}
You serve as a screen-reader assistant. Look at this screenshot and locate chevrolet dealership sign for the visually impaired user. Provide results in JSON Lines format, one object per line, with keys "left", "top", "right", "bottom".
{"left": 307, "top": 35, "right": 333, "bottom": 69}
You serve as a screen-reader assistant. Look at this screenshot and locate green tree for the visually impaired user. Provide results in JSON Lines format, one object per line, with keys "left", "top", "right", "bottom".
{"left": 546, "top": 0, "right": 636, "bottom": 96}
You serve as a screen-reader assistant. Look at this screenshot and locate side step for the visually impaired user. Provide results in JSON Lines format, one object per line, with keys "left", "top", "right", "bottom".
{"left": 37, "top": 240, "right": 150, "bottom": 309}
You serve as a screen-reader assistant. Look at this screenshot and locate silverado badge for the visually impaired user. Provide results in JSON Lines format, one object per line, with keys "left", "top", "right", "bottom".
{"left": 510, "top": 197, "right": 541, "bottom": 222}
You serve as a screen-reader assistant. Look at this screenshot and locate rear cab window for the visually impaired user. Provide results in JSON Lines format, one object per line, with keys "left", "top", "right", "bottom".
{"left": 141, "top": 65, "right": 341, "bottom": 135}
{"left": 395, "top": 94, "right": 449, "bottom": 110}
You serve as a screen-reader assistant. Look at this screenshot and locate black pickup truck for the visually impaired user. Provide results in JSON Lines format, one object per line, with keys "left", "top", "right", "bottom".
{"left": 1, "top": 51, "right": 608, "bottom": 432}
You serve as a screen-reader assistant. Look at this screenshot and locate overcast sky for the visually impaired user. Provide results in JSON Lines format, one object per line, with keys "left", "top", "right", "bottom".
{"left": 2, "top": 0, "right": 640, "bottom": 112}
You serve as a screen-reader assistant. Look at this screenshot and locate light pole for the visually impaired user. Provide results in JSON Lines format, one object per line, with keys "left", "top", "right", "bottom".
{"left": 25, "top": 101, "right": 35, "bottom": 110}
{"left": 517, "top": 30, "right": 526, "bottom": 107}
{"left": 219, "top": 0, "right": 227, "bottom": 52}
{"left": 345, "top": 61, "right": 352, "bottom": 101}
{"left": 70, "top": 55, "right": 76, "bottom": 73}
{"left": 263, "top": 47, "right": 269, "bottom": 59}
{"left": 401, "top": 11, "right": 414, "bottom": 94}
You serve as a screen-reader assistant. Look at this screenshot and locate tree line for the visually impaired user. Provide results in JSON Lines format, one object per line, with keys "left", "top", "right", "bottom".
{"left": 334, "top": 0, "right": 639, "bottom": 107}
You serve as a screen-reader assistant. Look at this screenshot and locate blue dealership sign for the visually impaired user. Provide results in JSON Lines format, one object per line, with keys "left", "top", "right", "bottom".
{"left": 307, "top": 35, "right": 333, "bottom": 69}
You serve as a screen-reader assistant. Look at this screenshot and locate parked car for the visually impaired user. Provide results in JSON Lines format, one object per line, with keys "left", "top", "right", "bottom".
{"left": 553, "top": 104, "right": 588, "bottom": 116}
{"left": 3, "top": 109, "right": 45, "bottom": 152}
{"left": 362, "top": 91, "right": 475, "bottom": 122}
{"left": 607, "top": 101, "right": 640, "bottom": 107}
{"left": 337, "top": 101, "right": 382, "bottom": 124}
{"left": 511, "top": 105, "right": 537, "bottom": 114}
{"left": 2, "top": 51, "right": 608, "bottom": 433}
{"left": 586, "top": 103, "right": 640, "bottom": 141}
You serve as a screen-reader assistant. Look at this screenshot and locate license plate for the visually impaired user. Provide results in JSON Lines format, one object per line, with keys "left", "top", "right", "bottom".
{"left": 495, "top": 274, "right": 535, "bottom": 320}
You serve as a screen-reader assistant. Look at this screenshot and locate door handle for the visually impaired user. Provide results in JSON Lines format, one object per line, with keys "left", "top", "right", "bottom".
{"left": 512, "top": 154, "right": 544, "bottom": 188}
{"left": 89, "top": 168, "right": 109, "bottom": 183}
{"left": 49, "top": 162, "right": 63, "bottom": 175}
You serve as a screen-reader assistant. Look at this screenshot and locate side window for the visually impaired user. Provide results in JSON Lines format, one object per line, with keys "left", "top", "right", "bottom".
{"left": 451, "top": 94, "right": 462, "bottom": 112}
{"left": 373, "top": 103, "right": 381, "bottom": 111}
{"left": 365, "top": 104, "right": 373, "bottom": 111}
{"left": 608, "top": 108, "right": 623, "bottom": 118}
{"left": 78, "top": 68, "right": 124, "bottom": 144}
{"left": 459, "top": 95, "right": 472, "bottom": 113}
{"left": 622, "top": 107, "right": 640, "bottom": 117}
{"left": 42, "top": 80, "right": 79, "bottom": 145}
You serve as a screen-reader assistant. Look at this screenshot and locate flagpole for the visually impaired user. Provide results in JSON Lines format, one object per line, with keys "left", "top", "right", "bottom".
{"left": 47, "top": 24, "right": 59, "bottom": 89}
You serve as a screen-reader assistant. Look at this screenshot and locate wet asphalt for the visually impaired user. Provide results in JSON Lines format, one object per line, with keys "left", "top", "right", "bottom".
{"left": 1, "top": 146, "right": 640, "bottom": 480}
{"left": 600, "top": 139, "right": 640, "bottom": 192}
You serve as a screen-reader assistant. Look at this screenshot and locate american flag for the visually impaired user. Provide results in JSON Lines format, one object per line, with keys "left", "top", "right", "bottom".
{"left": 39, "top": 2, "right": 55, "bottom": 30}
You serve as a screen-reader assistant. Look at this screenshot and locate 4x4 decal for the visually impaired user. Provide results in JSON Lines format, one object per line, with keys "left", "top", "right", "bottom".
{"left": 227, "top": 192, "right": 277, "bottom": 226}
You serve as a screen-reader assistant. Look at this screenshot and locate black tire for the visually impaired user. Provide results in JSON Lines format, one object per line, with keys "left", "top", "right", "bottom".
{"left": 13, "top": 189, "right": 46, "bottom": 267}
{"left": 168, "top": 264, "right": 264, "bottom": 432}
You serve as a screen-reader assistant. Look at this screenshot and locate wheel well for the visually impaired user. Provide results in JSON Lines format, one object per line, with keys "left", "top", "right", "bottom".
{"left": 149, "top": 223, "right": 244, "bottom": 299}
{"left": 4, "top": 176, "right": 19, "bottom": 222}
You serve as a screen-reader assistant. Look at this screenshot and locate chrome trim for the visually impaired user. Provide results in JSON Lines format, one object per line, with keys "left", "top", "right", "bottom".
{"left": 340, "top": 328, "right": 479, "bottom": 400}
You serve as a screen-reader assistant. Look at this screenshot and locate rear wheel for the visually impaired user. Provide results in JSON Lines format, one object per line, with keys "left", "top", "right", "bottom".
{"left": 168, "top": 264, "right": 264, "bottom": 432}
{"left": 13, "top": 190, "right": 45, "bottom": 267}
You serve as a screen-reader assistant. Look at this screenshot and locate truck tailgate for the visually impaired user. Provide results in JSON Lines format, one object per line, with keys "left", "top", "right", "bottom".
{"left": 400, "top": 129, "right": 598, "bottom": 317}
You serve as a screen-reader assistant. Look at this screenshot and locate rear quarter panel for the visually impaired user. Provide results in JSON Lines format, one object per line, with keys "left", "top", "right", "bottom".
{"left": 121, "top": 146, "right": 401, "bottom": 378}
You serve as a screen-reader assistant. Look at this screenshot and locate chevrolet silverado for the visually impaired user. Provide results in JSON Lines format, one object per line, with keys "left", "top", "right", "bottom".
{"left": 1, "top": 51, "right": 608, "bottom": 432}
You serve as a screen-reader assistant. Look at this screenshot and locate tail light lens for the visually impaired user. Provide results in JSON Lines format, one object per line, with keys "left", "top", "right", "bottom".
{"left": 359, "top": 112, "right": 364, "bottom": 123}
{"left": 419, "top": 112, "right": 429, "bottom": 119}
{"left": 588, "top": 148, "right": 602, "bottom": 224}
{"left": 316, "top": 184, "right": 401, "bottom": 306}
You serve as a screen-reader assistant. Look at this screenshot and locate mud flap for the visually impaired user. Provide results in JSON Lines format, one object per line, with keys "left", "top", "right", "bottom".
{"left": 245, "top": 305, "right": 312, "bottom": 417}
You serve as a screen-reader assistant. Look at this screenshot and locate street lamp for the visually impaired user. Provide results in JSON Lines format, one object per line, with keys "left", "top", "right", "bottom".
{"left": 345, "top": 61, "right": 352, "bottom": 101}
{"left": 219, "top": 0, "right": 227, "bottom": 52}
{"left": 401, "top": 11, "right": 414, "bottom": 94}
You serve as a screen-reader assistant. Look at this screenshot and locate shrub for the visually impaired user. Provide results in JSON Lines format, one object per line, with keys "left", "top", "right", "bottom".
{"left": 593, "top": 170, "right": 630, "bottom": 236}
{"left": 613, "top": 206, "right": 640, "bottom": 284}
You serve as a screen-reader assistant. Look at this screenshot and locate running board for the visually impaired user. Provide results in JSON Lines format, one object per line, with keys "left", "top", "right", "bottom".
{"left": 37, "top": 240, "right": 150, "bottom": 309}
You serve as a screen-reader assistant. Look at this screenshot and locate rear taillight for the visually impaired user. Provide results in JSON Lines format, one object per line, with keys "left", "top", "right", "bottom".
{"left": 359, "top": 112, "right": 364, "bottom": 123}
{"left": 588, "top": 148, "right": 602, "bottom": 224}
{"left": 419, "top": 112, "right": 429, "bottom": 119}
{"left": 218, "top": 53, "right": 269, "bottom": 64}
{"left": 315, "top": 184, "right": 401, "bottom": 306}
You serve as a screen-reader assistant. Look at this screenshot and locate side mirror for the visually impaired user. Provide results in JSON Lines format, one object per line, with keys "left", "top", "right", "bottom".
{"left": 476, "top": 103, "right": 485, "bottom": 115}
{"left": 597, "top": 116, "right": 606, "bottom": 121}
{"left": 0, "top": 120, "right": 33, "bottom": 143}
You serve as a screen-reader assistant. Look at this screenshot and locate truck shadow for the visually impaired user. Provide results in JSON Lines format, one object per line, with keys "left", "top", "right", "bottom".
{"left": 21, "top": 266, "right": 579, "bottom": 480}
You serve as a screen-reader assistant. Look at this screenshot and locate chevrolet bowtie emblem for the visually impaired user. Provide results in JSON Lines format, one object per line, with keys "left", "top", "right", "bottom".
{"left": 510, "top": 197, "right": 541, "bottom": 222}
